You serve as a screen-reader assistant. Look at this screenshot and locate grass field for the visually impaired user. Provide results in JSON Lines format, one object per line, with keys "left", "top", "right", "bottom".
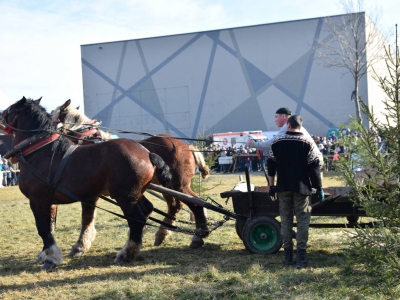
{"left": 0, "top": 172, "right": 390, "bottom": 299}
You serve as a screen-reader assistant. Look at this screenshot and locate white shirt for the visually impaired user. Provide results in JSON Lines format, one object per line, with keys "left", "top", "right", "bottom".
{"left": 253, "top": 124, "right": 324, "bottom": 166}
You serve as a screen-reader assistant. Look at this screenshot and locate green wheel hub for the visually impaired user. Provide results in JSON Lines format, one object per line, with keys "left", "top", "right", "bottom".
{"left": 242, "top": 216, "right": 282, "bottom": 254}
{"left": 248, "top": 222, "right": 278, "bottom": 251}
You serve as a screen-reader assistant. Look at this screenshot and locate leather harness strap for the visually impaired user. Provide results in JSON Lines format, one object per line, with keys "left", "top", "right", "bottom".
{"left": 51, "top": 144, "right": 79, "bottom": 189}
{"left": 16, "top": 151, "right": 178, "bottom": 230}
{"left": 4, "top": 132, "right": 60, "bottom": 163}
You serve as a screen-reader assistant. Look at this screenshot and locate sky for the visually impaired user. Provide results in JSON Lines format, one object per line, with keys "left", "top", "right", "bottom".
{"left": 0, "top": 0, "right": 398, "bottom": 111}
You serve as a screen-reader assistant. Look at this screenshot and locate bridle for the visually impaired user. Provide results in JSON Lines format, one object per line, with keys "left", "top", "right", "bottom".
{"left": 1, "top": 103, "right": 48, "bottom": 134}
{"left": 1, "top": 104, "right": 25, "bottom": 134}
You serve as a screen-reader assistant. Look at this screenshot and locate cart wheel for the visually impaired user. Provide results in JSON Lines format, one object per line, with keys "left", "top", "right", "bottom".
{"left": 235, "top": 219, "right": 247, "bottom": 240}
{"left": 347, "top": 215, "right": 359, "bottom": 227}
{"left": 242, "top": 216, "right": 282, "bottom": 254}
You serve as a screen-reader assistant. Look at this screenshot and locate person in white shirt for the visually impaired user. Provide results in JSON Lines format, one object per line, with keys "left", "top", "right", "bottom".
{"left": 247, "top": 107, "right": 323, "bottom": 167}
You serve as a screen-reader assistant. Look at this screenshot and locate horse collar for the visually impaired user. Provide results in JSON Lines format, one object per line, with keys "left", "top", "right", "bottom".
{"left": 4, "top": 133, "right": 61, "bottom": 163}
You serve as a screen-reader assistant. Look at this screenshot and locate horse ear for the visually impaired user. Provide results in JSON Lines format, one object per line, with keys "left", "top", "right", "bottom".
{"left": 61, "top": 99, "right": 71, "bottom": 109}
{"left": 32, "top": 97, "right": 42, "bottom": 105}
{"left": 76, "top": 106, "right": 80, "bottom": 110}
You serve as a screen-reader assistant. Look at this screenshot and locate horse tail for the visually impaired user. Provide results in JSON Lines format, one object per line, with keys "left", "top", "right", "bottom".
{"left": 149, "top": 152, "right": 172, "bottom": 187}
{"left": 189, "top": 145, "right": 210, "bottom": 179}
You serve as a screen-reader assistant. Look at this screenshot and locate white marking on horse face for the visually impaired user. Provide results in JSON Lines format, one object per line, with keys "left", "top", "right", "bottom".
{"left": 64, "top": 107, "right": 91, "bottom": 130}
{"left": 52, "top": 104, "right": 90, "bottom": 130}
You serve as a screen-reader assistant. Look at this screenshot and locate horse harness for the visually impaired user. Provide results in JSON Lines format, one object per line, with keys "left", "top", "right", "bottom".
{"left": 60, "top": 120, "right": 103, "bottom": 144}
{"left": 2, "top": 106, "right": 225, "bottom": 235}
{"left": 3, "top": 130, "right": 220, "bottom": 236}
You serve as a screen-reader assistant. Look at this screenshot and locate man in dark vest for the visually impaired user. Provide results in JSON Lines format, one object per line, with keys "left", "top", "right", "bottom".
{"left": 266, "top": 115, "right": 324, "bottom": 268}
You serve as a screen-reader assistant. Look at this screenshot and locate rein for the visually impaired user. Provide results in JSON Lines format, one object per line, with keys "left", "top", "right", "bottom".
{"left": 9, "top": 132, "right": 198, "bottom": 234}
{"left": 2, "top": 102, "right": 208, "bottom": 235}
{"left": 57, "top": 122, "right": 209, "bottom": 153}
{"left": 15, "top": 148, "right": 185, "bottom": 232}
{"left": 61, "top": 121, "right": 209, "bottom": 143}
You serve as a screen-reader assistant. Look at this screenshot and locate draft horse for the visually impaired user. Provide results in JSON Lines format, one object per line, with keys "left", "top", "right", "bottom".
{"left": 1, "top": 97, "right": 172, "bottom": 271}
{"left": 51, "top": 100, "right": 211, "bottom": 251}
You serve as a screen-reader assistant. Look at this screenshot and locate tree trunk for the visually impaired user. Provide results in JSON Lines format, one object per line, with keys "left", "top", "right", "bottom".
{"left": 354, "top": 78, "right": 362, "bottom": 124}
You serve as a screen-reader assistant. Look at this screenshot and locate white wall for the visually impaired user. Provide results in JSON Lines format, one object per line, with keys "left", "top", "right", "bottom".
{"left": 81, "top": 14, "right": 374, "bottom": 140}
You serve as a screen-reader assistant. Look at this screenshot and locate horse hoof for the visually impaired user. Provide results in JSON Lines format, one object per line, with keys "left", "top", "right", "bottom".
{"left": 154, "top": 237, "right": 166, "bottom": 246}
{"left": 35, "top": 257, "right": 44, "bottom": 264}
{"left": 42, "top": 260, "right": 57, "bottom": 272}
{"left": 68, "top": 250, "right": 84, "bottom": 258}
{"left": 113, "top": 256, "right": 126, "bottom": 265}
{"left": 189, "top": 238, "right": 204, "bottom": 249}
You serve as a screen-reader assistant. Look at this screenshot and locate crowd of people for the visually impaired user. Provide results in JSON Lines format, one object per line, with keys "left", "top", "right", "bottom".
{"left": 310, "top": 128, "right": 385, "bottom": 171}
{"left": 203, "top": 144, "right": 267, "bottom": 173}
{"left": 0, "top": 156, "right": 19, "bottom": 187}
{"left": 203, "top": 128, "right": 378, "bottom": 174}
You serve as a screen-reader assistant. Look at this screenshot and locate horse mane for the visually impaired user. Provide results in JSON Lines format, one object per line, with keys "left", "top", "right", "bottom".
{"left": 20, "top": 98, "right": 52, "bottom": 135}
{"left": 20, "top": 98, "right": 70, "bottom": 153}
{"left": 53, "top": 104, "right": 112, "bottom": 140}
{"left": 51, "top": 105, "right": 92, "bottom": 131}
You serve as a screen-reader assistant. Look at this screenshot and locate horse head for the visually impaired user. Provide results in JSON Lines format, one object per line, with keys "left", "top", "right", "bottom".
{"left": 1, "top": 96, "right": 31, "bottom": 134}
{"left": 2, "top": 96, "right": 50, "bottom": 139}
{"left": 52, "top": 100, "right": 91, "bottom": 130}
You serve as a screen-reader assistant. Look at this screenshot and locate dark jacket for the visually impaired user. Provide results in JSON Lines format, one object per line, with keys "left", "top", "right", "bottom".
{"left": 267, "top": 131, "right": 322, "bottom": 195}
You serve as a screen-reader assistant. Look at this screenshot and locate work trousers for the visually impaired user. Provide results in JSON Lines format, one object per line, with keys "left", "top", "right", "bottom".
{"left": 278, "top": 191, "right": 311, "bottom": 250}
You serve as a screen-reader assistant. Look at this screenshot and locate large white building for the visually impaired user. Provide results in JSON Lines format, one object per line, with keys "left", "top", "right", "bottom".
{"left": 81, "top": 13, "right": 385, "bottom": 140}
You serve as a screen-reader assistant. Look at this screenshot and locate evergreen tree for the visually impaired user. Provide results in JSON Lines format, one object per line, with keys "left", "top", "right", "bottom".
{"left": 338, "top": 25, "right": 400, "bottom": 296}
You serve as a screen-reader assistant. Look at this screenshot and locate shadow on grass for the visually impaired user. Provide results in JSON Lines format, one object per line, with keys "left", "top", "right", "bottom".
{"left": 0, "top": 244, "right": 373, "bottom": 295}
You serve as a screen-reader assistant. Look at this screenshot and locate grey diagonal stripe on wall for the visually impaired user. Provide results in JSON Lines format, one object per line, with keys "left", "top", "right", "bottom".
{"left": 135, "top": 39, "right": 168, "bottom": 133}
{"left": 294, "top": 17, "right": 323, "bottom": 115}
{"left": 192, "top": 32, "right": 273, "bottom": 134}
{"left": 99, "top": 41, "right": 128, "bottom": 126}
{"left": 85, "top": 33, "right": 205, "bottom": 138}
{"left": 83, "top": 58, "right": 189, "bottom": 137}
{"left": 273, "top": 52, "right": 314, "bottom": 102}
{"left": 214, "top": 28, "right": 268, "bottom": 132}
{"left": 210, "top": 97, "right": 268, "bottom": 132}
{"left": 191, "top": 30, "right": 220, "bottom": 137}
{"left": 211, "top": 18, "right": 335, "bottom": 129}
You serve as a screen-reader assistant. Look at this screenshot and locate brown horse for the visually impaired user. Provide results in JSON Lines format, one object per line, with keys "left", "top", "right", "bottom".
{"left": 51, "top": 100, "right": 211, "bottom": 251}
{"left": 1, "top": 97, "right": 172, "bottom": 271}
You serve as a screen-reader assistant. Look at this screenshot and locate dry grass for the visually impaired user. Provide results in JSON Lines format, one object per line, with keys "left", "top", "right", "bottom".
{"left": 0, "top": 172, "right": 389, "bottom": 299}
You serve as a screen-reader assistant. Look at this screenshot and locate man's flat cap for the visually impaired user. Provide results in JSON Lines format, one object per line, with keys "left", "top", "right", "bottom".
{"left": 275, "top": 107, "right": 292, "bottom": 115}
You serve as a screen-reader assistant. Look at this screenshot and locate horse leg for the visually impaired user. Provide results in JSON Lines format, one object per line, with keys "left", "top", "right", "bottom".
{"left": 114, "top": 196, "right": 153, "bottom": 264}
{"left": 30, "top": 199, "right": 63, "bottom": 271}
{"left": 50, "top": 204, "right": 57, "bottom": 234}
{"left": 181, "top": 188, "right": 210, "bottom": 249}
{"left": 154, "top": 194, "right": 182, "bottom": 246}
{"left": 68, "top": 201, "right": 97, "bottom": 257}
